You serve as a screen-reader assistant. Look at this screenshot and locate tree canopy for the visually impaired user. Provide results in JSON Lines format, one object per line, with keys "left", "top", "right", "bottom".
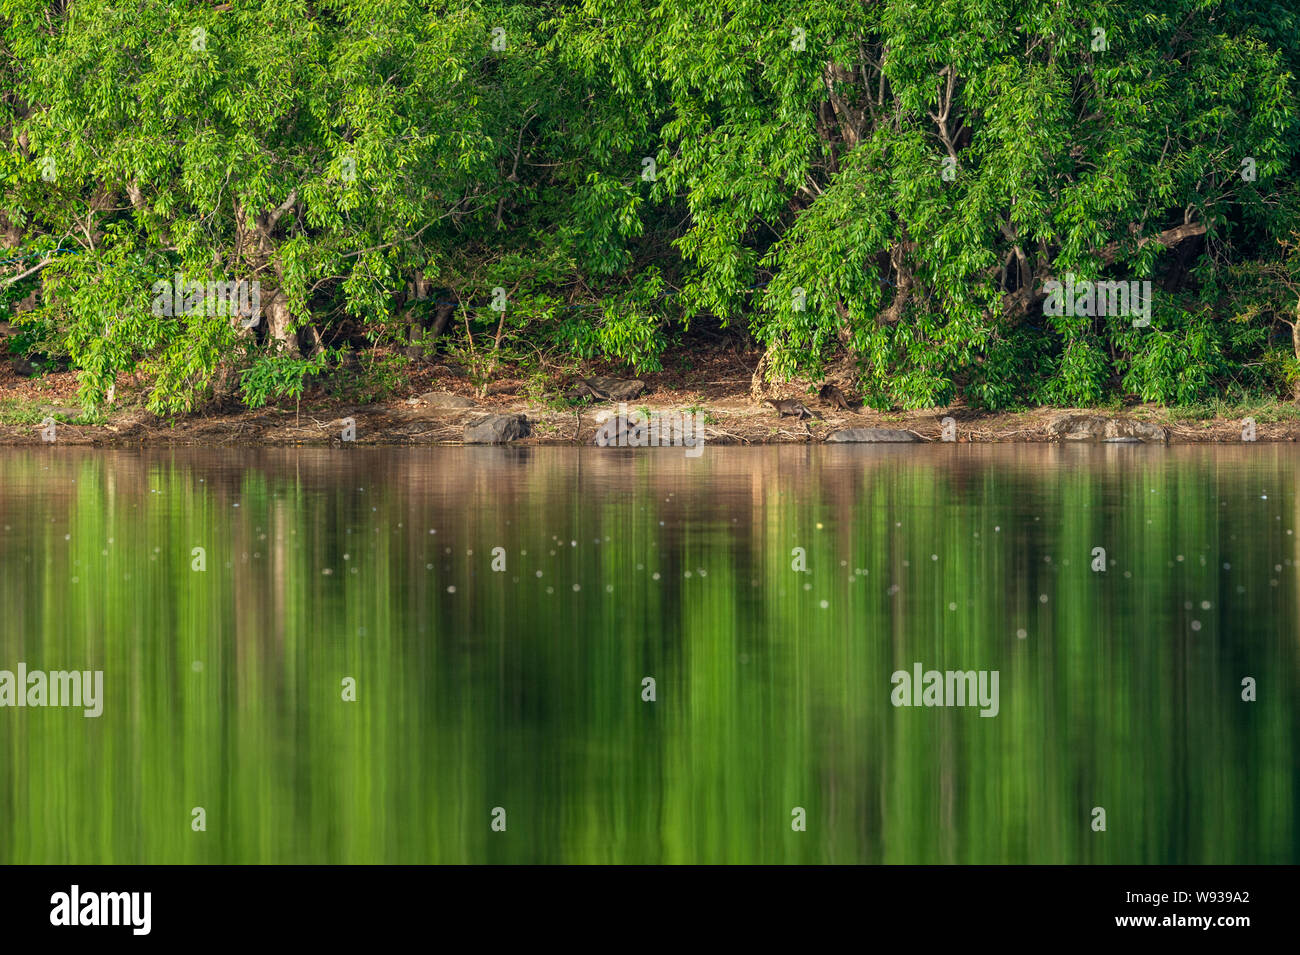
{"left": 3, "top": 0, "right": 1298, "bottom": 412}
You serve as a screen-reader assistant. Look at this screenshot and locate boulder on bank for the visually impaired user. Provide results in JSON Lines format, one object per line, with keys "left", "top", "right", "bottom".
{"left": 591, "top": 417, "right": 643, "bottom": 447}
{"left": 567, "top": 377, "right": 646, "bottom": 401}
{"left": 464, "top": 413, "right": 530, "bottom": 444}
{"left": 1046, "top": 415, "right": 1167, "bottom": 443}
{"left": 825, "top": 428, "right": 922, "bottom": 443}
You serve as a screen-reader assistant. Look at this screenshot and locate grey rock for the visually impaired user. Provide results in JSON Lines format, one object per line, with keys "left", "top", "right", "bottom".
{"left": 464, "top": 413, "right": 530, "bottom": 444}
{"left": 1047, "top": 414, "right": 1166, "bottom": 443}
{"left": 1046, "top": 414, "right": 1107, "bottom": 437}
{"left": 825, "top": 428, "right": 922, "bottom": 443}
{"left": 1107, "top": 420, "right": 1168, "bottom": 442}
{"left": 568, "top": 377, "right": 646, "bottom": 401}
{"left": 590, "top": 417, "right": 644, "bottom": 447}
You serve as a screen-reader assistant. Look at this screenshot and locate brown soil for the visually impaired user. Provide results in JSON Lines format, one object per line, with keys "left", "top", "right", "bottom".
{"left": 1, "top": 347, "right": 1297, "bottom": 446}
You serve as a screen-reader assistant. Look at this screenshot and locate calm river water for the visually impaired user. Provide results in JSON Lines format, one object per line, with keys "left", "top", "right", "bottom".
{"left": 0, "top": 445, "right": 1295, "bottom": 863}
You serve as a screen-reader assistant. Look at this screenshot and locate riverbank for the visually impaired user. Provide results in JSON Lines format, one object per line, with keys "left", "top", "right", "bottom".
{"left": 3, "top": 349, "right": 1298, "bottom": 446}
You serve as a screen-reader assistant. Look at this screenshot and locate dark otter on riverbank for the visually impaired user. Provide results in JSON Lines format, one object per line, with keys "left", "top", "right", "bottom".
{"left": 818, "top": 383, "right": 856, "bottom": 411}
{"left": 764, "top": 399, "right": 822, "bottom": 420}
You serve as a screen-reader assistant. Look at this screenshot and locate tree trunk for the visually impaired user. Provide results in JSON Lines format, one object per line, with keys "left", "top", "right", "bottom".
{"left": 1292, "top": 307, "right": 1300, "bottom": 401}
{"left": 264, "top": 293, "right": 300, "bottom": 356}
{"left": 431, "top": 302, "right": 455, "bottom": 339}
{"left": 750, "top": 345, "right": 775, "bottom": 401}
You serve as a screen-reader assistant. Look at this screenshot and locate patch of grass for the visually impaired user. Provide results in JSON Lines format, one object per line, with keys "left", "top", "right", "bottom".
{"left": 1169, "top": 397, "right": 1300, "bottom": 423}
{"left": 1167, "top": 403, "right": 1216, "bottom": 421}
{"left": 0, "top": 397, "right": 96, "bottom": 426}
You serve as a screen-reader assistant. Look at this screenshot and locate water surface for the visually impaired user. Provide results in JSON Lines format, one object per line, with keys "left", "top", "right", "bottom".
{"left": 0, "top": 445, "right": 1295, "bottom": 863}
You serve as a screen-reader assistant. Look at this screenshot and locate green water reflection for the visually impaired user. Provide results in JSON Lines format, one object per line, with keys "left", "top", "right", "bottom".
{"left": 0, "top": 445, "right": 1295, "bottom": 863}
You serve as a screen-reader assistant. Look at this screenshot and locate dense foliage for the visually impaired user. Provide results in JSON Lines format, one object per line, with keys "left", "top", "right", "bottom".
{"left": 2, "top": 0, "right": 1299, "bottom": 412}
